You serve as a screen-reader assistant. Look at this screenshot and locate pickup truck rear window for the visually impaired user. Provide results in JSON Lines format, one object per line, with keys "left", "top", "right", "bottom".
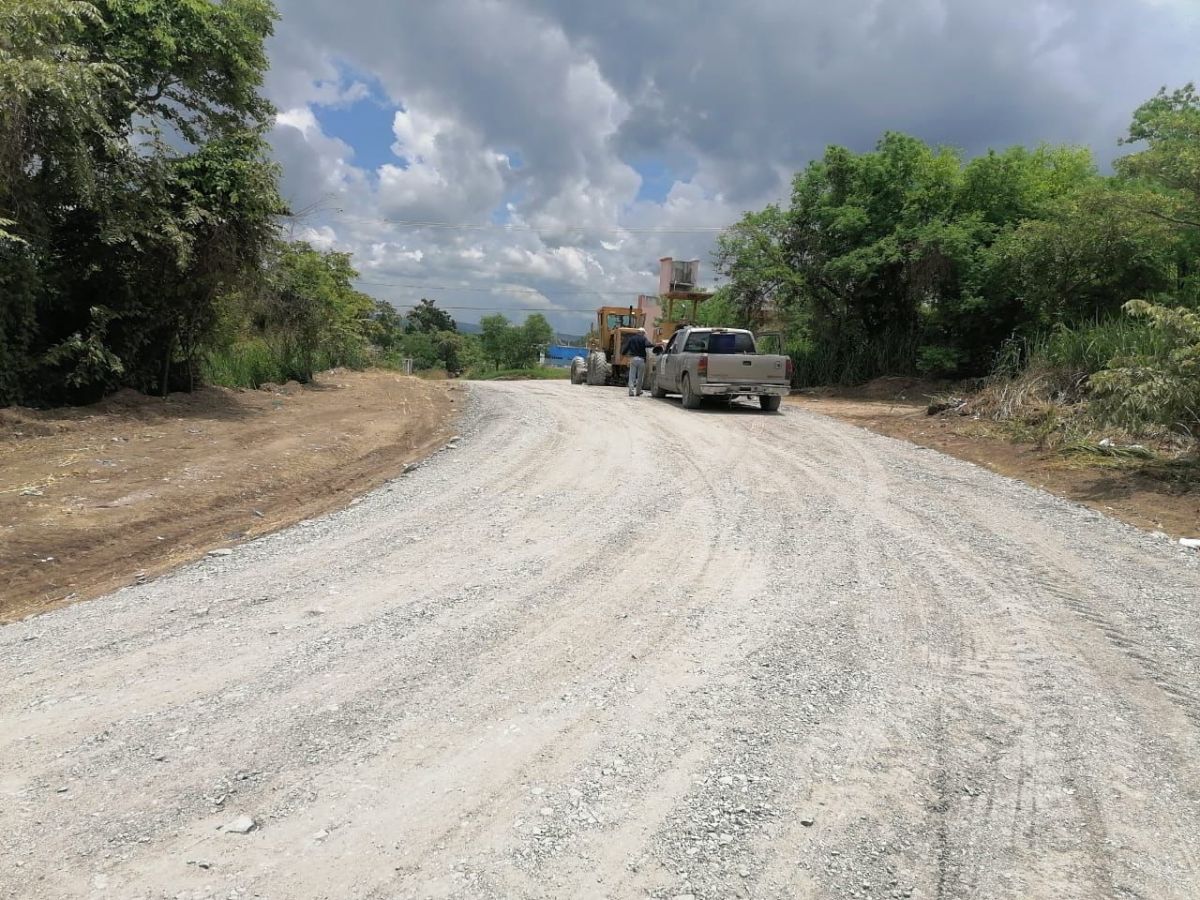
{"left": 707, "top": 332, "right": 756, "bottom": 354}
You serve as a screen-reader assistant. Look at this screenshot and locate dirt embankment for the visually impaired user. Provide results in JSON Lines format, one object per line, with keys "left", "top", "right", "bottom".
{"left": 0, "top": 371, "right": 460, "bottom": 622}
{"left": 789, "top": 377, "right": 1199, "bottom": 539}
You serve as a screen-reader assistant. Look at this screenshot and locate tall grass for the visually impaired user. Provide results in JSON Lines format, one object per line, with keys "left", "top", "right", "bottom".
{"left": 999, "top": 316, "right": 1171, "bottom": 380}
{"left": 465, "top": 366, "right": 571, "bottom": 381}
{"left": 789, "top": 329, "right": 921, "bottom": 387}
{"left": 956, "top": 313, "right": 1183, "bottom": 446}
{"left": 203, "top": 338, "right": 371, "bottom": 388}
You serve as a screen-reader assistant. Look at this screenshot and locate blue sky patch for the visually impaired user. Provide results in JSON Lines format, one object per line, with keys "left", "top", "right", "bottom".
{"left": 630, "top": 156, "right": 696, "bottom": 204}
{"left": 312, "top": 65, "right": 399, "bottom": 174}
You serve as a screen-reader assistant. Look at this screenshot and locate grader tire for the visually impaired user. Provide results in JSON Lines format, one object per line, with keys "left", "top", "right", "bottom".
{"left": 569, "top": 356, "right": 587, "bottom": 384}
{"left": 586, "top": 351, "right": 610, "bottom": 386}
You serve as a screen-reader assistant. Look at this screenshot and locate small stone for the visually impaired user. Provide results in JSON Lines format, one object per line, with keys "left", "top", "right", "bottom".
{"left": 207, "top": 548, "right": 234, "bottom": 557}
{"left": 739, "top": 868, "right": 751, "bottom": 878}
{"left": 800, "top": 817, "right": 815, "bottom": 827}
{"left": 152, "top": 753, "right": 167, "bottom": 762}
{"left": 540, "top": 807, "right": 553, "bottom": 817}
{"left": 1181, "top": 538, "right": 1200, "bottom": 550}
{"left": 55, "top": 786, "right": 69, "bottom": 793}
{"left": 222, "top": 815, "right": 257, "bottom": 835}
{"left": 313, "top": 829, "right": 329, "bottom": 841}
{"left": 252, "top": 509, "right": 265, "bottom": 518}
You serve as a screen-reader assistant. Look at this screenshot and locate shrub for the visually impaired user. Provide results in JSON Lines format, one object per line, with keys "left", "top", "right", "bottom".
{"left": 1091, "top": 300, "right": 1200, "bottom": 433}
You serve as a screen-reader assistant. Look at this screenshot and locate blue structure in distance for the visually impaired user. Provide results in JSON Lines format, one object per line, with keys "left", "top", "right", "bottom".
{"left": 544, "top": 344, "right": 588, "bottom": 367}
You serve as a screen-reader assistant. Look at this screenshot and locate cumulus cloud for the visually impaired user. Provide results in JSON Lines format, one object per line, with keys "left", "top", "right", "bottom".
{"left": 263, "top": 0, "right": 1200, "bottom": 332}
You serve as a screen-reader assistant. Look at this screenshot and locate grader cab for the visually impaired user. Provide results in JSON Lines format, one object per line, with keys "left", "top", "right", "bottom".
{"left": 569, "top": 306, "right": 647, "bottom": 386}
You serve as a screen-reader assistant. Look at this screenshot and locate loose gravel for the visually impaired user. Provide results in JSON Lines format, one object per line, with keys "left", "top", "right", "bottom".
{"left": 1, "top": 381, "right": 1198, "bottom": 899}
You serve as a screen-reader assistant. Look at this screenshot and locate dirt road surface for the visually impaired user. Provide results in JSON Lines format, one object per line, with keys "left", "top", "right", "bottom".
{"left": 3, "top": 382, "right": 1199, "bottom": 900}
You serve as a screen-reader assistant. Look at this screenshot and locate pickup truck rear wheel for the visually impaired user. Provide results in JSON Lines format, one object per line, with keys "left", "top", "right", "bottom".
{"left": 759, "top": 394, "right": 782, "bottom": 412}
{"left": 681, "top": 374, "right": 702, "bottom": 409}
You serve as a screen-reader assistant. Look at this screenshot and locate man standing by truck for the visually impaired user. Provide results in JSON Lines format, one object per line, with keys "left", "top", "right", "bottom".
{"left": 621, "top": 327, "right": 652, "bottom": 397}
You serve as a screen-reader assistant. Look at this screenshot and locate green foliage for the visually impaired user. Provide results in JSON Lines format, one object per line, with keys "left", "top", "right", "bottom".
{"left": 475, "top": 313, "right": 553, "bottom": 370}
{"left": 42, "top": 306, "right": 125, "bottom": 398}
{"left": 466, "top": 366, "right": 571, "bottom": 381}
{"left": 1117, "top": 83, "right": 1200, "bottom": 214}
{"left": 1091, "top": 300, "right": 1200, "bottom": 432}
{"left": 716, "top": 90, "right": 1198, "bottom": 411}
{"left": 0, "top": 0, "right": 283, "bottom": 404}
{"left": 253, "top": 242, "right": 372, "bottom": 381}
{"left": 405, "top": 298, "right": 456, "bottom": 335}
{"left": 363, "top": 300, "right": 407, "bottom": 351}
{"left": 696, "top": 288, "right": 739, "bottom": 327}
{"left": 1021, "top": 316, "right": 1174, "bottom": 378}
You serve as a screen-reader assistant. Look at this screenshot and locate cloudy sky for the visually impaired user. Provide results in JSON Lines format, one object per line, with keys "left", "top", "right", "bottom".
{"left": 264, "top": 0, "right": 1198, "bottom": 334}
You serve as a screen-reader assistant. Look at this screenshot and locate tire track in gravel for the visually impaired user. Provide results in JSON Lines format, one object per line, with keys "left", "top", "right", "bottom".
{"left": 2, "top": 384, "right": 1199, "bottom": 900}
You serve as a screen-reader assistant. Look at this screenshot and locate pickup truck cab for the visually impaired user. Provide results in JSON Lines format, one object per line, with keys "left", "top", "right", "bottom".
{"left": 649, "top": 326, "right": 792, "bottom": 411}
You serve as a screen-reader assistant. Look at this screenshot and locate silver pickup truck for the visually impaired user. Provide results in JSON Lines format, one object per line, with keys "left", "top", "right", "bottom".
{"left": 648, "top": 326, "right": 792, "bottom": 411}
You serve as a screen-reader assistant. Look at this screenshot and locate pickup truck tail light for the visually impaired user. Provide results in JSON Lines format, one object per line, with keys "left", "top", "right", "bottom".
{"left": 785, "top": 357, "right": 794, "bottom": 382}
{"left": 697, "top": 354, "right": 708, "bottom": 377}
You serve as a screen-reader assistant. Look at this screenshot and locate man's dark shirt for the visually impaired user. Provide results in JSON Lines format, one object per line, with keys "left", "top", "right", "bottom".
{"left": 622, "top": 333, "right": 651, "bottom": 360}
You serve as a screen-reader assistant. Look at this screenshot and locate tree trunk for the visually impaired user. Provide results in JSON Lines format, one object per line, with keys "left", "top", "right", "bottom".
{"left": 161, "top": 337, "right": 172, "bottom": 398}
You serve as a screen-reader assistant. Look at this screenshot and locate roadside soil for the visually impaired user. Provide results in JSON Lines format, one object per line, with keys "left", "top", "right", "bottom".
{"left": 789, "top": 377, "right": 1199, "bottom": 539}
{"left": 0, "top": 370, "right": 460, "bottom": 623}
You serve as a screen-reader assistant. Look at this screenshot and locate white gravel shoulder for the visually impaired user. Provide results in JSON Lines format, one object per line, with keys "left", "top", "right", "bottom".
{"left": 2, "top": 381, "right": 1199, "bottom": 900}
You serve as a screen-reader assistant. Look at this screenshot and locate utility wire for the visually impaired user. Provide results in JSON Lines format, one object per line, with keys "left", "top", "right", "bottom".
{"left": 392, "top": 304, "right": 600, "bottom": 312}
{"left": 356, "top": 279, "right": 679, "bottom": 296}
{"left": 331, "top": 211, "right": 727, "bottom": 234}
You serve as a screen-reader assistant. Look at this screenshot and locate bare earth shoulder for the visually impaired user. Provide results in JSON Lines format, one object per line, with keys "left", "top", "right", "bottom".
{"left": 1, "top": 382, "right": 1198, "bottom": 899}
{"left": 0, "top": 371, "right": 462, "bottom": 623}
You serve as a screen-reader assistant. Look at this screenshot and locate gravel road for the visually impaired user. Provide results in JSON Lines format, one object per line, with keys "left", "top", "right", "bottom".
{"left": 3, "top": 382, "right": 1199, "bottom": 900}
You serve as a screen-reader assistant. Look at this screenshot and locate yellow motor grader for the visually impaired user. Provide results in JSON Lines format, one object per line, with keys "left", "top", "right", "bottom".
{"left": 569, "top": 306, "right": 647, "bottom": 386}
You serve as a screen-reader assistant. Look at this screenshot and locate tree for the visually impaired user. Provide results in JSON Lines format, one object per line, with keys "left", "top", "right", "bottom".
{"left": 364, "top": 300, "right": 406, "bottom": 351}
{"left": 479, "top": 314, "right": 511, "bottom": 370}
{"left": 712, "top": 206, "right": 796, "bottom": 327}
{"left": 257, "top": 242, "right": 372, "bottom": 381}
{"left": 515, "top": 314, "right": 554, "bottom": 367}
{"left": 475, "top": 313, "right": 553, "bottom": 370}
{"left": 1117, "top": 83, "right": 1200, "bottom": 224}
{"left": 713, "top": 130, "right": 1128, "bottom": 381}
{"left": 406, "top": 298, "right": 456, "bottom": 334}
{"left": 0, "top": 0, "right": 284, "bottom": 403}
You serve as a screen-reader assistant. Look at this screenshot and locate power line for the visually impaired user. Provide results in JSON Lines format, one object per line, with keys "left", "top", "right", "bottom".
{"left": 393, "top": 304, "right": 599, "bottom": 312}
{"left": 357, "top": 279, "right": 668, "bottom": 296}
{"left": 332, "top": 211, "right": 728, "bottom": 234}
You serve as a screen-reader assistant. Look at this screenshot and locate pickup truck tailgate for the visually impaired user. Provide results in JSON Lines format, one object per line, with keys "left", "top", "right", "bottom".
{"left": 706, "top": 355, "right": 789, "bottom": 384}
